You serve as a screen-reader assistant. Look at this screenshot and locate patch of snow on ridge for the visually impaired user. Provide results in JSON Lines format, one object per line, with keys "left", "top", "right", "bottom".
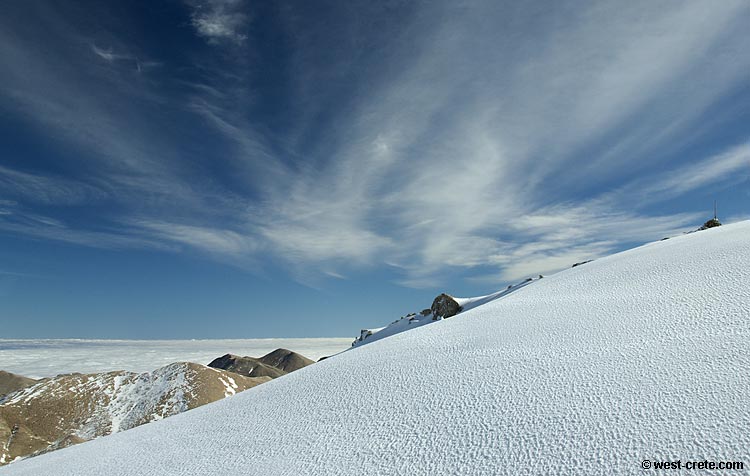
{"left": 4, "top": 222, "right": 750, "bottom": 476}
{"left": 218, "top": 376, "right": 236, "bottom": 397}
{"left": 74, "top": 364, "right": 194, "bottom": 438}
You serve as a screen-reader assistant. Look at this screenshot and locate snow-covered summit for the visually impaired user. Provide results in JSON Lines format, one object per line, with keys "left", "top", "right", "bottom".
{"left": 3, "top": 221, "right": 749, "bottom": 475}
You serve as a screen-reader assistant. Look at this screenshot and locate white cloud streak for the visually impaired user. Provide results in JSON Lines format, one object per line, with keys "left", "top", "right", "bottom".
{"left": 91, "top": 44, "right": 160, "bottom": 73}
{"left": 129, "top": 219, "right": 258, "bottom": 257}
{"left": 239, "top": 0, "right": 750, "bottom": 286}
{"left": 631, "top": 143, "right": 750, "bottom": 203}
{"left": 1, "top": 1, "right": 749, "bottom": 290}
{"left": 187, "top": 0, "right": 249, "bottom": 44}
{"left": 91, "top": 44, "right": 128, "bottom": 62}
{"left": 0, "top": 165, "right": 106, "bottom": 205}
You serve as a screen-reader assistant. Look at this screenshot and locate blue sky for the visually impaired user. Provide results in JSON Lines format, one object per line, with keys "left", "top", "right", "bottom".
{"left": 1, "top": 0, "right": 749, "bottom": 339}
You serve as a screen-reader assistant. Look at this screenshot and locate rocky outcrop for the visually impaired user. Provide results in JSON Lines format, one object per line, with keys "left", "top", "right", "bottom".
{"left": 353, "top": 293, "right": 468, "bottom": 346}
{"left": 0, "top": 363, "right": 268, "bottom": 465}
{"left": 699, "top": 218, "right": 721, "bottom": 230}
{"left": 431, "top": 293, "right": 462, "bottom": 319}
{"left": 208, "top": 348, "right": 314, "bottom": 378}
{"left": 0, "top": 372, "right": 36, "bottom": 398}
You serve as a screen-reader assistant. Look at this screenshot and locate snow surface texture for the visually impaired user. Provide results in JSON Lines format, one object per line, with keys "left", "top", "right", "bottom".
{"left": 0, "top": 338, "right": 351, "bottom": 378}
{"left": 3, "top": 222, "right": 749, "bottom": 476}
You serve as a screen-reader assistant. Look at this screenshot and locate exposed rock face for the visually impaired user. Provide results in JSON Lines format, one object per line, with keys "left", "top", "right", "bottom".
{"left": 572, "top": 260, "right": 593, "bottom": 268}
{"left": 351, "top": 330, "right": 375, "bottom": 347}
{"left": 208, "top": 348, "right": 314, "bottom": 378}
{"left": 431, "top": 293, "right": 462, "bottom": 319}
{"left": 0, "top": 363, "right": 268, "bottom": 465}
{"left": 699, "top": 218, "right": 722, "bottom": 230}
{"left": 0, "top": 372, "right": 36, "bottom": 398}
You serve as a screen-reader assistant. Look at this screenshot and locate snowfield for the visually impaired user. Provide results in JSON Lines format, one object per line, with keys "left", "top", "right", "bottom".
{"left": 3, "top": 222, "right": 749, "bottom": 475}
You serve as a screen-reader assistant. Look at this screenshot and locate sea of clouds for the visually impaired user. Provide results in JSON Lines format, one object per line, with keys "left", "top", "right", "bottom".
{"left": 0, "top": 338, "right": 352, "bottom": 379}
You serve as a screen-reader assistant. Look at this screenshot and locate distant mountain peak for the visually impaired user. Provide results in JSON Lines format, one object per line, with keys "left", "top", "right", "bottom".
{"left": 208, "top": 349, "right": 314, "bottom": 378}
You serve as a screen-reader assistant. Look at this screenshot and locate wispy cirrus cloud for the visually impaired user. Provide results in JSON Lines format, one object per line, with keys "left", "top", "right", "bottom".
{"left": 0, "top": 208, "right": 173, "bottom": 251}
{"left": 1, "top": 0, "right": 749, "bottom": 292}
{"left": 624, "top": 142, "right": 750, "bottom": 204}
{"left": 128, "top": 219, "right": 258, "bottom": 257}
{"left": 0, "top": 165, "right": 106, "bottom": 205}
{"left": 186, "top": 0, "right": 249, "bottom": 45}
{"left": 91, "top": 44, "right": 160, "bottom": 73}
{"left": 91, "top": 44, "right": 129, "bottom": 62}
{"left": 233, "top": 0, "right": 750, "bottom": 286}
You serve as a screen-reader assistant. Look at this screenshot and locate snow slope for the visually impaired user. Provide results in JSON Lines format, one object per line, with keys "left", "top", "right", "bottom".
{"left": 3, "top": 222, "right": 749, "bottom": 475}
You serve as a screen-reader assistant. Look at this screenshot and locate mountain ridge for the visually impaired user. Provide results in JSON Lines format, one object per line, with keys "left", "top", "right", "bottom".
{"left": 208, "top": 348, "right": 314, "bottom": 378}
{"left": 4, "top": 221, "right": 747, "bottom": 475}
{"left": 0, "top": 347, "right": 317, "bottom": 465}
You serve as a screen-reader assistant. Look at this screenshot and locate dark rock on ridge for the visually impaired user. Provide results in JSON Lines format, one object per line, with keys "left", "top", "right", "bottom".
{"left": 431, "top": 293, "right": 462, "bottom": 320}
{"left": 699, "top": 218, "right": 721, "bottom": 230}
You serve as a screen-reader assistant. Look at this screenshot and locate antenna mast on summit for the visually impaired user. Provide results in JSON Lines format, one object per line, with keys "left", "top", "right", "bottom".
{"left": 714, "top": 200, "right": 717, "bottom": 220}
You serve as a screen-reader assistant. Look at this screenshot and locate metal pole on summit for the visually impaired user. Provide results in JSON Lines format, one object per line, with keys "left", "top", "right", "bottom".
{"left": 714, "top": 200, "right": 717, "bottom": 220}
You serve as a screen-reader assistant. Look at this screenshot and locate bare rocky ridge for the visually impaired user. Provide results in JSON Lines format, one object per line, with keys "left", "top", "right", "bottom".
{"left": 0, "top": 363, "right": 268, "bottom": 465}
{"left": 0, "top": 372, "right": 37, "bottom": 398}
{"left": 208, "top": 348, "right": 314, "bottom": 377}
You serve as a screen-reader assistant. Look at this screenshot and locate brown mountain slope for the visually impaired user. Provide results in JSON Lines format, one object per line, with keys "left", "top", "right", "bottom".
{"left": 208, "top": 354, "right": 286, "bottom": 378}
{"left": 0, "top": 363, "right": 268, "bottom": 465}
{"left": 258, "top": 348, "right": 314, "bottom": 373}
{"left": 0, "top": 372, "right": 37, "bottom": 398}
